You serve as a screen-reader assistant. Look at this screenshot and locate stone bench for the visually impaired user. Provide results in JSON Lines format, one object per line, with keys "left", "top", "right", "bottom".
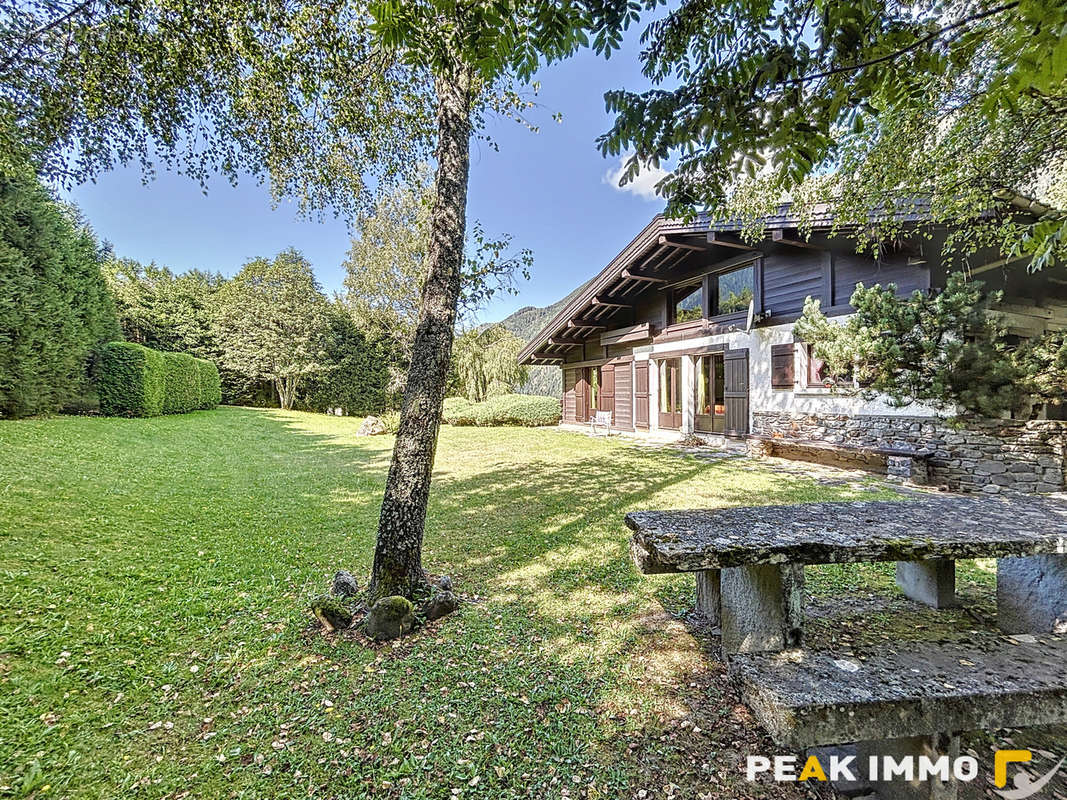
{"left": 732, "top": 633, "right": 1067, "bottom": 799}
{"left": 747, "top": 435, "right": 933, "bottom": 485}
{"left": 627, "top": 496, "right": 1067, "bottom": 652}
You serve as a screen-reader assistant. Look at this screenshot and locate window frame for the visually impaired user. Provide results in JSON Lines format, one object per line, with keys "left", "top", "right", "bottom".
{"left": 669, "top": 280, "right": 705, "bottom": 326}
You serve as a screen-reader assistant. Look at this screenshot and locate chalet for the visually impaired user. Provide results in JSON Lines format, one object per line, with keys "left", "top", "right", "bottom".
{"left": 518, "top": 207, "right": 1067, "bottom": 493}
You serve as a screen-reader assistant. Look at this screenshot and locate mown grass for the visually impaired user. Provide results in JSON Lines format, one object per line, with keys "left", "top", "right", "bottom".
{"left": 0, "top": 407, "right": 1009, "bottom": 799}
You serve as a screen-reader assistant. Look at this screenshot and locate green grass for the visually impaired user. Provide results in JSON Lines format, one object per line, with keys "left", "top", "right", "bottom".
{"left": 0, "top": 407, "right": 999, "bottom": 799}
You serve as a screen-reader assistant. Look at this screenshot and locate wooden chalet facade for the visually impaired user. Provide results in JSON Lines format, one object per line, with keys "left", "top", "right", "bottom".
{"left": 518, "top": 209, "right": 1067, "bottom": 446}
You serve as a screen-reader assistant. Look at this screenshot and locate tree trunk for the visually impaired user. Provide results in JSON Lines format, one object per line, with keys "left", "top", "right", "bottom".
{"left": 367, "top": 69, "right": 472, "bottom": 603}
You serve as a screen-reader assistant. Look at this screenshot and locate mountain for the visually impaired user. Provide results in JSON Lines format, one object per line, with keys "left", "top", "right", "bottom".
{"left": 493, "top": 280, "right": 590, "bottom": 398}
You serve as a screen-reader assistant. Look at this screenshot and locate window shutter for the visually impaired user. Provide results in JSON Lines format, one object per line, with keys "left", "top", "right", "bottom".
{"left": 770, "top": 343, "right": 795, "bottom": 388}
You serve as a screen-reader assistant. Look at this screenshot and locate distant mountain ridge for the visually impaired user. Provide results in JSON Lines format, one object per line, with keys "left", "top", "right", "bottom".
{"left": 490, "top": 280, "right": 590, "bottom": 398}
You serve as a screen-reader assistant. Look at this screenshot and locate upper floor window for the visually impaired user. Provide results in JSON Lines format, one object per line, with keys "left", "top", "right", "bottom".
{"left": 716, "top": 264, "right": 755, "bottom": 314}
{"left": 672, "top": 283, "right": 703, "bottom": 324}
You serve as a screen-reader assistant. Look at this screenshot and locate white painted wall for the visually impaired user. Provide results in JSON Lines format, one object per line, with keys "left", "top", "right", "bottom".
{"left": 633, "top": 318, "right": 941, "bottom": 430}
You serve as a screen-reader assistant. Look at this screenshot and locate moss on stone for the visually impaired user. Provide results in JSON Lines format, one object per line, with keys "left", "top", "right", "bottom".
{"left": 310, "top": 595, "right": 353, "bottom": 632}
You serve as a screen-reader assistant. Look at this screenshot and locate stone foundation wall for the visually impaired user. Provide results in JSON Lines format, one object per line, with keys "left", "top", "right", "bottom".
{"left": 751, "top": 411, "right": 1067, "bottom": 494}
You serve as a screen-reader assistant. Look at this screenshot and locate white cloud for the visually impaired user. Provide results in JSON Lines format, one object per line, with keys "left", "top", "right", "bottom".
{"left": 603, "top": 154, "right": 670, "bottom": 202}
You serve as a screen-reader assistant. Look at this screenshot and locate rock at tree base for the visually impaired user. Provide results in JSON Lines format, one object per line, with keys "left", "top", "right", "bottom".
{"left": 331, "top": 570, "right": 359, "bottom": 597}
{"left": 423, "top": 590, "right": 459, "bottom": 621}
{"left": 357, "top": 416, "right": 386, "bottom": 436}
{"left": 437, "top": 575, "right": 453, "bottom": 591}
{"left": 365, "top": 596, "right": 415, "bottom": 641}
{"left": 310, "top": 596, "right": 353, "bottom": 632}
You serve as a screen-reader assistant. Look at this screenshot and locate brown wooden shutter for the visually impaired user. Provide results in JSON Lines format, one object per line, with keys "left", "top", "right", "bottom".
{"left": 563, "top": 368, "right": 578, "bottom": 422}
{"left": 634, "top": 361, "right": 649, "bottom": 429}
{"left": 575, "top": 369, "right": 589, "bottom": 422}
{"left": 770, "top": 343, "right": 795, "bottom": 389}
{"left": 600, "top": 364, "right": 615, "bottom": 421}
{"left": 614, "top": 362, "right": 633, "bottom": 430}
{"left": 723, "top": 348, "right": 749, "bottom": 436}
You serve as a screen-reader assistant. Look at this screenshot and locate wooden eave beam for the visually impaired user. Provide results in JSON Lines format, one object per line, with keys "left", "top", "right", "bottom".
{"left": 567, "top": 318, "right": 607, "bottom": 330}
{"left": 592, "top": 296, "right": 633, "bottom": 309}
{"left": 530, "top": 353, "right": 564, "bottom": 363}
{"left": 548, "top": 336, "right": 585, "bottom": 347}
{"left": 771, "top": 229, "right": 822, "bottom": 250}
{"left": 621, "top": 268, "right": 668, "bottom": 284}
{"left": 707, "top": 232, "right": 753, "bottom": 250}
{"left": 658, "top": 234, "right": 707, "bottom": 251}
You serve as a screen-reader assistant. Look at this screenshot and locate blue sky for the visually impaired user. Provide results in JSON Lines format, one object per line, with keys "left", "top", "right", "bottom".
{"left": 60, "top": 28, "right": 669, "bottom": 325}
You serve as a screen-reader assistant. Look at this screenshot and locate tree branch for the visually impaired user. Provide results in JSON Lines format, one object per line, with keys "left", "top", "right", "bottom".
{"left": 0, "top": 0, "right": 98, "bottom": 74}
{"left": 787, "top": 2, "right": 1020, "bottom": 86}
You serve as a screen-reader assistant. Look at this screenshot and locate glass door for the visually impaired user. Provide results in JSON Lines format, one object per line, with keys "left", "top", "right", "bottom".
{"left": 695, "top": 354, "right": 726, "bottom": 433}
{"left": 658, "top": 359, "right": 682, "bottom": 429}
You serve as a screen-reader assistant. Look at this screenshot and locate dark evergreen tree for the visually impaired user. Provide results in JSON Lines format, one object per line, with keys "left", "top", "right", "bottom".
{"left": 0, "top": 166, "right": 120, "bottom": 417}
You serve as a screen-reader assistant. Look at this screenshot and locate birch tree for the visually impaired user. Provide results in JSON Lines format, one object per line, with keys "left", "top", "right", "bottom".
{"left": 2, "top": 0, "right": 645, "bottom": 602}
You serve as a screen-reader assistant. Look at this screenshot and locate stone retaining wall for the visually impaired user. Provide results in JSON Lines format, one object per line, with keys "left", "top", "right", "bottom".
{"left": 751, "top": 411, "right": 1067, "bottom": 494}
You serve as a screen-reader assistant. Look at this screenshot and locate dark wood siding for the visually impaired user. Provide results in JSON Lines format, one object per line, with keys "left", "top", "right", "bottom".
{"left": 723, "top": 348, "right": 749, "bottom": 436}
{"left": 770, "top": 343, "right": 795, "bottom": 388}
{"left": 834, "top": 254, "right": 930, "bottom": 305}
{"left": 634, "top": 361, "right": 649, "bottom": 429}
{"left": 614, "top": 363, "right": 633, "bottom": 430}
{"left": 563, "top": 368, "right": 577, "bottom": 422}
{"left": 761, "top": 251, "right": 824, "bottom": 315}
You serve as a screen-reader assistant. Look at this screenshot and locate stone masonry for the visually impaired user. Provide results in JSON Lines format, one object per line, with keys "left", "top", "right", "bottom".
{"left": 752, "top": 412, "right": 1067, "bottom": 494}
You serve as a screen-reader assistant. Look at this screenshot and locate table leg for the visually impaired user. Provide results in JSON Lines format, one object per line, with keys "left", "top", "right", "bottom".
{"left": 895, "top": 559, "right": 957, "bottom": 608}
{"left": 720, "top": 563, "right": 804, "bottom": 654}
{"left": 857, "top": 732, "right": 960, "bottom": 800}
{"left": 695, "top": 569, "right": 721, "bottom": 626}
{"left": 997, "top": 554, "right": 1067, "bottom": 634}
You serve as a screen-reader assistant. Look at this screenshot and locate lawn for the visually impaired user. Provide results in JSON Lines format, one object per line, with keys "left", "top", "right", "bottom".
{"left": 0, "top": 407, "right": 1012, "bottom": 799}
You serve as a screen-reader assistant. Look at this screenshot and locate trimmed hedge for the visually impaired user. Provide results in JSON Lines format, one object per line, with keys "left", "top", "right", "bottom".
{"left": 441, "top": 397, "right": 476, "bottom": 425}
{"left": 98, "top": 342, "right": 167, "bottom": 417}
{"left": 97, "top": 342, "right": 221, "bottom": 417}
{"left": 195, "top": 358, "right": 222, "bottom": 409}
{"left": 443, "top": 394, "right": 561, "bottom": 428}
{"left": 162, "top": 352, "right": 201, "bottom": 414}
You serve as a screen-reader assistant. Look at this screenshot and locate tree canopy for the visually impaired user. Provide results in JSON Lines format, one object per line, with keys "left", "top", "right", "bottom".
{"left": 599, "top": 0, "right": 1067, "bottom": 266}
{"left": 451, "top": 324, "right": 529, "bottom": 402}
{"left": 213, "top": 249, "right": 329, "bottom": 410}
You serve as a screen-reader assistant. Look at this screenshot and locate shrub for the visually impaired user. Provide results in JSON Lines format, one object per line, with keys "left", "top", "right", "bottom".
{"left": 97, "top": 342, "right": 166, "bottom": 416}
{"left": 380, "top": 410, "right": 402, "bottom": 434}
{"left": 441, "top": 394, "right": 561, "bottom": 428}
{"left": 162, "top": 352, "right": 201, "bottom": 414}
{"left": 0, "top": 165, "right": 121, "bottom": 417}
{"left": 195, "top": 358, "right": 222, "bottom": 409}
{"left": 473, "top": 394, "right": 561, "bottom": 427}
{"left": 441, "top": 397, "right": 476, "bottom": 425}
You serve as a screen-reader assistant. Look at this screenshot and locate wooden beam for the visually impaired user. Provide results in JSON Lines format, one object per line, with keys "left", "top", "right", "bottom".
{"left": 621, "top": 268, "right": 668, "bottom": 284}
{"left": 548, "top": 336, "right": 584, "bottom": 347}
{"left": 707, "top": 231, "right": 754, "bottom": 250}
{"left": 530, "top": 353, "right": 564, "bottom": 363}
{"left": 771, "top": 229, "right": 822, "bottom": 250}
{"left": 567, "top": 318, "right": 607, "bottom": 330}
{"left": 658, "top": 234, "right": 707, "bottom": 251}
{"left": 592, "top": 295, "right": 633, "bottom": 308}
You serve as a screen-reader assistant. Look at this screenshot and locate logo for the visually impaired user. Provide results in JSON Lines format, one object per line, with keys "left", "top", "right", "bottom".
{"left": 994, "top": 750, "right": 1066, "bottom": 800}
{"left": 746, "top": 749, "right": 1064, "bottom": 797}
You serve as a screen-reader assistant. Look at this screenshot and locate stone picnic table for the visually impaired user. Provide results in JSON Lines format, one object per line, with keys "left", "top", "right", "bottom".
{"left": 626, "top": 495, "right": 1067, "bottom": 654}
{"left": 627, "top": 495, "right": 1067, "bottom": 799}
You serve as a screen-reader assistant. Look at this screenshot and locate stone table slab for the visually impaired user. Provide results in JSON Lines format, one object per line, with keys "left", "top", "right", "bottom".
{"left": 626, "top": 496, "right": 1067, "bottom": 574}
{"left": 731, "top": 633, "right": 1067, "bottom": 750}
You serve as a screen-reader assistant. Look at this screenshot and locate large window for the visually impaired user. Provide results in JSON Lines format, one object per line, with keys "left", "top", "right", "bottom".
{"left": 672, "top": 283, "right": 703, "bottom": 324}
{"left": 716, "top": 264, "right": 755, "bottom": 314}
